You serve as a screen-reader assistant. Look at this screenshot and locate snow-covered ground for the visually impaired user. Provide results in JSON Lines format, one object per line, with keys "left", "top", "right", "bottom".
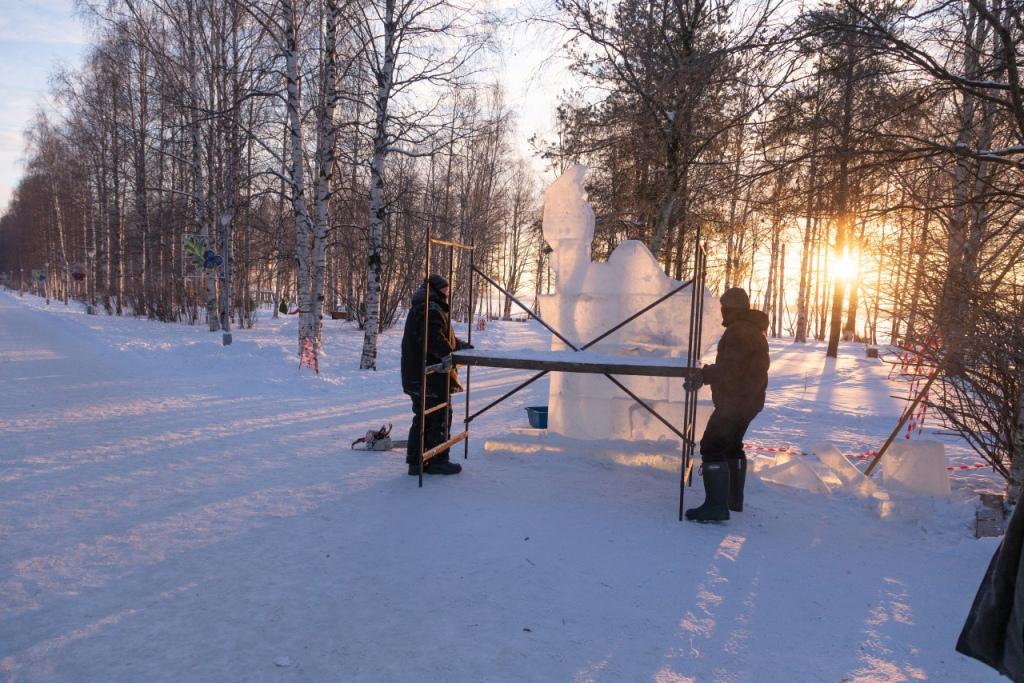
{"left": 0, "top": 289, "right": 1003, "bottom": 681}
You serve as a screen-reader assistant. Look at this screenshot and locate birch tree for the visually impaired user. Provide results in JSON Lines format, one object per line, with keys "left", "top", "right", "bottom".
{"left": 354, "top": 0, "right": 489, "bottom": 370}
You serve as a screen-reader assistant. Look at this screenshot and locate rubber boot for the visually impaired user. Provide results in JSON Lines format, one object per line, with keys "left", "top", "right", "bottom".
{"left": 425, "top": 459, "right": 462, "bottom": 475}
{"left": 408, "top": 454, "right": 462, "bottom": 475}
{"left": 727, "top": 458, "right": 746, "bottom": 512}
{"left": 685, "top": 462, "right": 730, "bottom": 522}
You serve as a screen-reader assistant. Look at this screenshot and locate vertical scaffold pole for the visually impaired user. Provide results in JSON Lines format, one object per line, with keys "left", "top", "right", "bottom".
{"left": 691, "top": 243, "right": 707, "bottom": 486}
{"left": 419, "top": 226, "right": 432, "bottom": 488}
{"left": 464, "top": 244, "right": 475, "bottom": 460}
{"left": 680, "top": 230, "right": 704, "bottom": 520}
{"left": 445, "top": 245, "right": 455, "bottom": 447}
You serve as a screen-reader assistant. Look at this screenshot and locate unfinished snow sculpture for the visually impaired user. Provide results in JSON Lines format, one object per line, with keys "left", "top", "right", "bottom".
{"left": 882, "top": 441, "right": 951, "bottom": 497}
{"left": 538, "top": 164, "right": 720, "bottom": 443}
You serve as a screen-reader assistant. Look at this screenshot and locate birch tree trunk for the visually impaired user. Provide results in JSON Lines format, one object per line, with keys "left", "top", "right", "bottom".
{"left": 134, "top": 47, "right": 150, "bottom": 316}
{"left": 217, "top": 0, "right": 242, "bottom": 347}
{"left": 889, "top": 216, "right": 906, "bottom": 345}
{"left": 649, "top": 155, "right": 682, "bottom": 263}
{"left": 284, "top": 0, "right": 314, "bottom": 356}
{"left": 724, "top": 127, "right": 744, "bottom": 289}
{"left": 187, "top": 2, "right": 219, "bottom": 331}
{"left": 795, "top": 121, "right": 820, "bottom": 343}
{"left": 844, "top": 221, "right": 863, "bottom": 339}
{"left": 272, "top": 116, "right": 288, "bottom": 320}
{"left": 306, "top": 0, "right": 341, "bottom": 349}
{"left": 359, "top": 0, "right": 396, "bottom": 370}
{"left": 940, "top": 3, "right": 985, "bottom": 367}
{"left": 218, "top": 108, "right": 236, "bottom": 346}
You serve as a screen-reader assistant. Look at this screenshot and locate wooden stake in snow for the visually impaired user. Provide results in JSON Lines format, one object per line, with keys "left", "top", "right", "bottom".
{"left": 864, "top": 365, "right": 942, "bottom": 477}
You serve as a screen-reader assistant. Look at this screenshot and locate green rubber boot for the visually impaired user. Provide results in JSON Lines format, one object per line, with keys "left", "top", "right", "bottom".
{"left": 685, "top": 462, "right": 731, "bottom": 522}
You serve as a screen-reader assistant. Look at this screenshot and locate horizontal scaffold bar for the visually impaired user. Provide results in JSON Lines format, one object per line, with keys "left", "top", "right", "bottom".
{"left": 451, "top": 349, "right": 693, "bottom": 378}
{"left": 430, "top": 238, "right": 474, "bottom": 251}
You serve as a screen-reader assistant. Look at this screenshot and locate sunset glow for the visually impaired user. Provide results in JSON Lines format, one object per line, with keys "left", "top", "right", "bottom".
{"left": 832, "top": 252, "right": 858, "bottom": 282}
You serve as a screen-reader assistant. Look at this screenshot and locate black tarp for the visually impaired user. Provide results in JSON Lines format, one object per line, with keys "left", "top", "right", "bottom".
{"left": 958, "top": 500, "right": 1024, "bottom": 681}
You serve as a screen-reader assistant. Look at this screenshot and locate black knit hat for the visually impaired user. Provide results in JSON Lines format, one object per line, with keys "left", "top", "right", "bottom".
{"left": 426, "top": 274, "right": 449, "bottom": 293}
{"left": 720, "top": 287, "right": 750, "bottom": 310}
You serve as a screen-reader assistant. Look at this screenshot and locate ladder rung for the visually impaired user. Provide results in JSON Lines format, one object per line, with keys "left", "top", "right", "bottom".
{"left": 423, "top": 402, "right": 450, "bottom": 416}
{"left": 422, "top": 431, "right": 468, "bottom": 462}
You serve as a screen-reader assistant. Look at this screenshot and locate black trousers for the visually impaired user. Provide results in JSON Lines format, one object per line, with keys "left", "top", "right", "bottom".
{"left": 699, "top": 409, "right": 756, "bottom": 463}
{"left": 406, "top": 395, "right": 453, "bottom": 465}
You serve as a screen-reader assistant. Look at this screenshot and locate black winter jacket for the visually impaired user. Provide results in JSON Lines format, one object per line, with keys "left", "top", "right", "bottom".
{"left": 701, "top": 308, "right": 770, "bottom": 417}
{"left": 401, "top": 284, "right": 458, "bottom": 397}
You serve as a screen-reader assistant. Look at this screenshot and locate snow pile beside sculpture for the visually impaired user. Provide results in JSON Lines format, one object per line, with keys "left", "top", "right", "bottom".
{"left": 538, "top": 164, "right": 720, "bottom": 443}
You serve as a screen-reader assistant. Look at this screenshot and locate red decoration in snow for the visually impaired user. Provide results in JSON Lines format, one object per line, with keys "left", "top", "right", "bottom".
{"left": 300, "top": 338, "right": 319, "bottom": 375}
{"left": 889, "top": 329, "right": 943, "bottom": 440}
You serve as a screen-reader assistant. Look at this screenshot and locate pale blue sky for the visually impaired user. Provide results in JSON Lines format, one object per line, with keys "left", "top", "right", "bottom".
{"left": 0, "top": 0, "right": 89, "bottom": 210}
{"left": 0, "top": 0, "right": 564, "bottom": 212}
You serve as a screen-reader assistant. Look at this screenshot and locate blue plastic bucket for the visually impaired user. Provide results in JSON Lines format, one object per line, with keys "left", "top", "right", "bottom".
{"left": 525, "top": 406, "right": 548, "bottom": 429}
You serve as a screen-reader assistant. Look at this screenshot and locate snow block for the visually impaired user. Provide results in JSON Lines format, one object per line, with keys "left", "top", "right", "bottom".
{"left": 812, "top": 441, "right": 880, "bottom": 499}
{"left": 757, "top": 452, "right": 831, "bottom": 494}
{"left": 882, "top": 440, "right": 951, "bottom": 497}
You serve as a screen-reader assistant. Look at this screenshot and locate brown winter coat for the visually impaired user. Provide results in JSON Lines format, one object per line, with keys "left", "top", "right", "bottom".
{"left": 701, "top": 308, "right": 770, "bottom": 417}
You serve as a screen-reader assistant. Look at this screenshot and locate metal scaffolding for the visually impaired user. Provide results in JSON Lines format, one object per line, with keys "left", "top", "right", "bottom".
{"left": 417, "top": 229, "right": 708, "bottom": 520}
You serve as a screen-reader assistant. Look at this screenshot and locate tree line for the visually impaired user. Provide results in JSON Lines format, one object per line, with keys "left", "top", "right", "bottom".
{"left": 0, "top": 0, "right": 539, "bottom": 367}
{"left": 541, "top": 0, "right": 1023, "bottom": 496}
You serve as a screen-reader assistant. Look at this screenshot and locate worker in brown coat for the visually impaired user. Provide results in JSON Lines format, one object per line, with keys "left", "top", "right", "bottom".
{"left": 683, "top": 287, "right": 770, "bottom": 522}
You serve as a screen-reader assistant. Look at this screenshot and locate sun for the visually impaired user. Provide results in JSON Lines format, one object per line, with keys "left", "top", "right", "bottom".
{"left": 833, "top": 252, "right": 858, "bottom": 281}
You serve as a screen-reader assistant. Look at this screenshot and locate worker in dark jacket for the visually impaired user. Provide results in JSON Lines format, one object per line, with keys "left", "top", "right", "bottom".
{"left": 683, "top": 287, "right": 770, "bottom": 522}
{"left": 401, "top": 274, "right": 470, "bottom": 475}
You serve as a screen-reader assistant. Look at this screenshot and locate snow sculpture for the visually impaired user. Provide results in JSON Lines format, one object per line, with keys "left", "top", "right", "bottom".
{"left": 882, "top": 441, "right": 951, "bottom": 497}
{"left": 538, "top": 164, "right": 720, "bottom": 443}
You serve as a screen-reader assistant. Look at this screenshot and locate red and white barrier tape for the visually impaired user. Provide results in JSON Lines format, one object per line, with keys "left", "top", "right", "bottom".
{"left": 742, "top": 442, "right": 988, "bottom": 473}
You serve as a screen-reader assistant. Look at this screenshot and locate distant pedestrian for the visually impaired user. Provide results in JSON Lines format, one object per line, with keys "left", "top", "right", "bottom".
{"left": 682, "top": 287, "right": 770, "bottom": 522}
{"left": 400, "top": 274, "right": 471, "bottom": 475}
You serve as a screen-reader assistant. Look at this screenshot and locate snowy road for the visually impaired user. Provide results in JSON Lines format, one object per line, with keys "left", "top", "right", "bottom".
{"left": 0, "top": 291, "right": 1003, "bottom": 681}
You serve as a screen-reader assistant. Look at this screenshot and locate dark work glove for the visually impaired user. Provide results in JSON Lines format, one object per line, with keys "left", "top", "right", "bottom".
{"left": 455, "top": 338, "right": 474, "bottom": 351}
{"left": 425, "top": 355, "right": 454, "bottom": 374}
{"left": 682, "top": 367, "right": 704, "bottom": 392}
